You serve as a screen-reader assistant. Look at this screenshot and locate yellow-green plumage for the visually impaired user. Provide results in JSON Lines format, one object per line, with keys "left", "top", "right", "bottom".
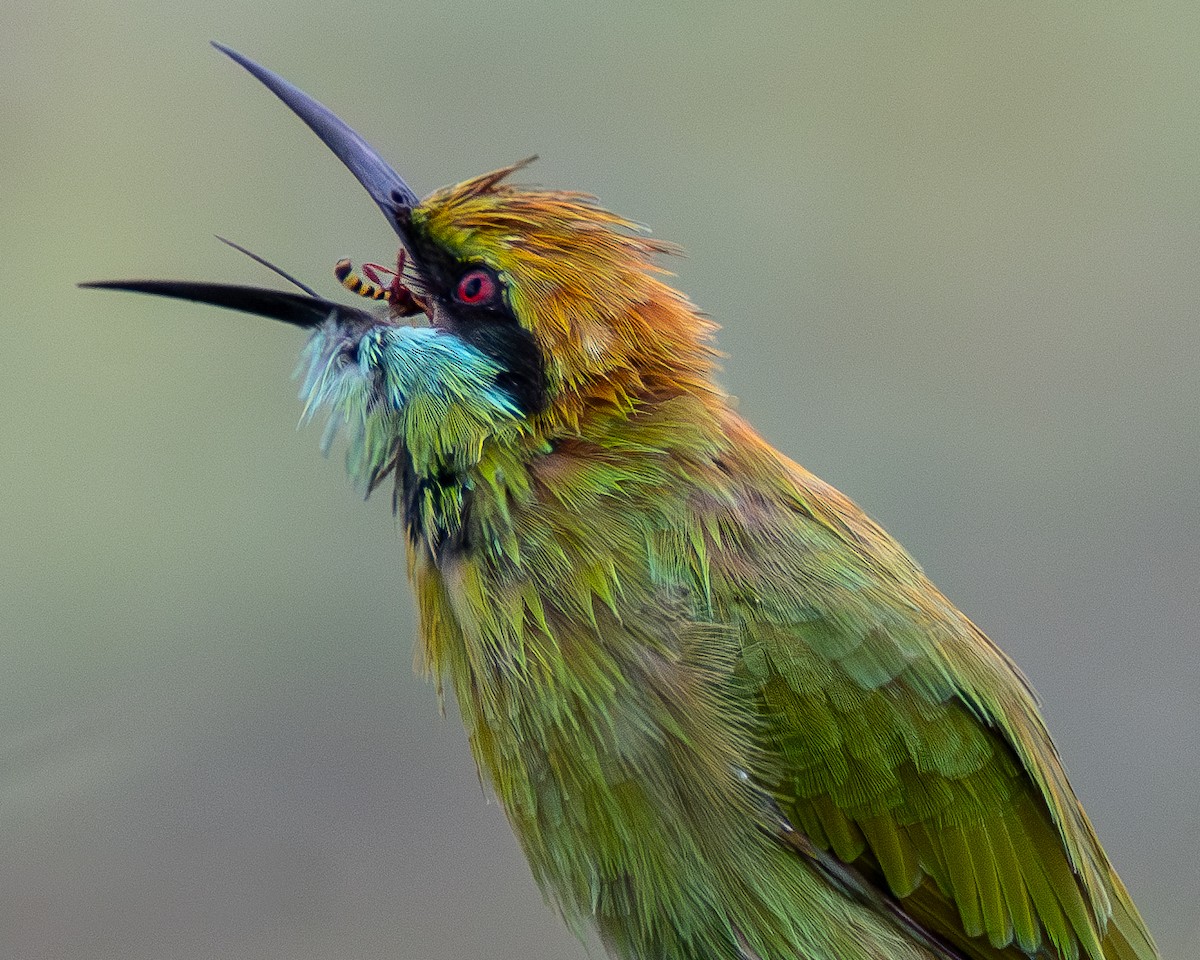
{"left": 396, "top": 173, "right": 1159, "bottom": 960}
{"left": 87, "top": 47, "right": 1160, "bottom": 960}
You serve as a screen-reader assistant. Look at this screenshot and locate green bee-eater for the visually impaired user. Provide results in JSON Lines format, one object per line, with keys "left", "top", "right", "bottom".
{"left": 85, "top": 44, "right": 1159, "bottom": 960}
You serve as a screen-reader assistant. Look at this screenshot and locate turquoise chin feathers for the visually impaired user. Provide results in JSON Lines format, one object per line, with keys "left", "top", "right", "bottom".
{"left": 297, "top": 320, "right": 525, "bottom": 492}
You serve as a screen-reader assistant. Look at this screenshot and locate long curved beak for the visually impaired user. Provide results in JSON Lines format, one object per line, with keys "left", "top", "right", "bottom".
{"left": 212, "top": 42, "right": 419, "bottom": 238}
{"left": 81, "top": 44, "right": 423, "bottom": 329}
{"left": 79, "top": 279, "right": 379, "bottom": 330}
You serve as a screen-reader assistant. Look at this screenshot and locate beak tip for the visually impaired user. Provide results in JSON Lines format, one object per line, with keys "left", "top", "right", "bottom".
{"left": 205, "top": 40, "right": 419, "bottom": 230}
{"left": 210, "top": 40, "right": 241, "bottom": 64}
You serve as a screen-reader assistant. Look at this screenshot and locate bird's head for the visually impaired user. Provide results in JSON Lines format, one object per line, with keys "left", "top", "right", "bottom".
{"left": 84, "top": 44, "right": 720, "bottom": 495}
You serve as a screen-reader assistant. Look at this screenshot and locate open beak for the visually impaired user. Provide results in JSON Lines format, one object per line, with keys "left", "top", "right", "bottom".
{"left": 81, "top": 43, "right": 421, "bottom": 329}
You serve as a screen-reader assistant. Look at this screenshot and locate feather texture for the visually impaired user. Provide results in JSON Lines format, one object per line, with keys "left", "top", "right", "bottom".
{"left": 293, "top": 169, "right": 1157, "bottom": 960}
{"left": 90, "top": 51, "right": 1163, "bottom": 960}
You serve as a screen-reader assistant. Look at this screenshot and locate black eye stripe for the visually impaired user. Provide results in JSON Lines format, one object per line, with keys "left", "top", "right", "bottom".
{"left": 403, "top": 226, "right": 547, "bottom": 413}
{"left": 453, "top": 321, "right": 548, "bottom": 415}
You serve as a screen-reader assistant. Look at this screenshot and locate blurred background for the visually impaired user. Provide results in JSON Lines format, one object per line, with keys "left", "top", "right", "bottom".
{"left": 3, "top": 2, "right": 1198, "bottom": 958}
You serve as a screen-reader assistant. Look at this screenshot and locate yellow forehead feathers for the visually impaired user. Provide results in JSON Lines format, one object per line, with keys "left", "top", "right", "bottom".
{"left": 411, "top": 163, "right": 717, "bottom": 401}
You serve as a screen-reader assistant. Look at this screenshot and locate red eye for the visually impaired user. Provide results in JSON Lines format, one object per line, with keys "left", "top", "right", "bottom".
{"left": 455, "top": 268, "right": 497, "bottom": 305}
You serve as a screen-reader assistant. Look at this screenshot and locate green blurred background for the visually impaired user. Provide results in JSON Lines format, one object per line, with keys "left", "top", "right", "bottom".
{"left": 4, "top": 2, "right": 1197, "bottom": 958}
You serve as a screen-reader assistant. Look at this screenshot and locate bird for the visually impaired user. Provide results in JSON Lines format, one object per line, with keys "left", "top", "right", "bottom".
{"left": 83, "top": 43, "right": 1160, "bottom": 960}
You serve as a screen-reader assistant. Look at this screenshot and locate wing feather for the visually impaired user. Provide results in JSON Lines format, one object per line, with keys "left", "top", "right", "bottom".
{"left": 705, "top": 427, "right": 1158, "bottom": 960}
